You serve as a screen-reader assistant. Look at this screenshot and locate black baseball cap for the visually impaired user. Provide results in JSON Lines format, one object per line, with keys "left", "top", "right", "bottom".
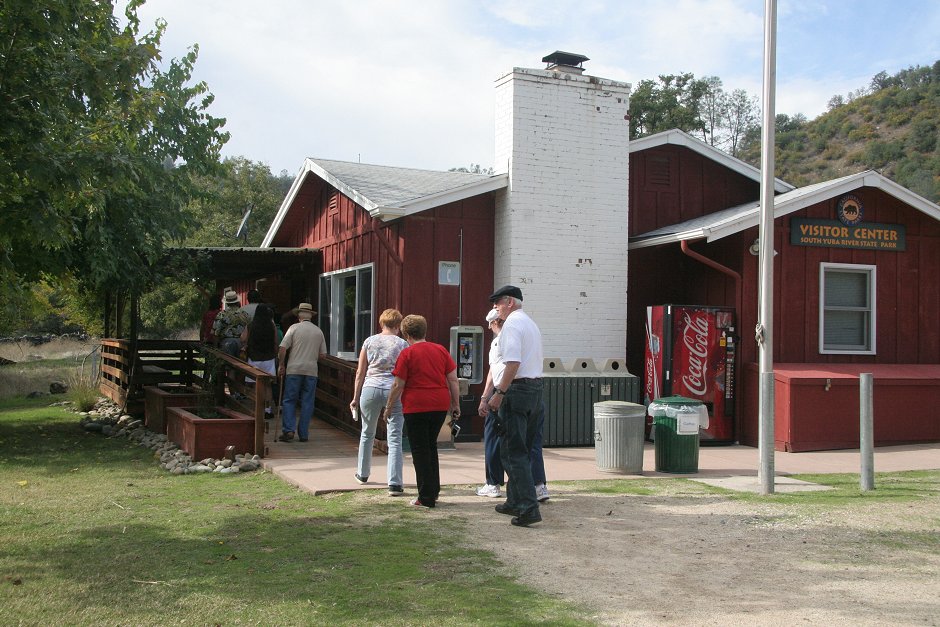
{"left": 489, "top": 285, "right": 523, "bottom": 302}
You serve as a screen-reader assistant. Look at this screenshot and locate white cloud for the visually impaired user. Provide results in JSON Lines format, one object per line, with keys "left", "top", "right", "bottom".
{"left": 121, "top": 0, "right": 940, "bottom": 174}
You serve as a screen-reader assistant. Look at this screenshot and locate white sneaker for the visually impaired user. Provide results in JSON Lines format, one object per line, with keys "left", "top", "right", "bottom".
{"left": 535, "top": 483, "right": 550, "bottom": 502}
{"left": 476, "top": 484, "right": 501, "bottom": 498}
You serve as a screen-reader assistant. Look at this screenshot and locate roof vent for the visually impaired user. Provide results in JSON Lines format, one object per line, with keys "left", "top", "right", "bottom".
{"left": 542, "top": 51, "right": 589, "bottom": 75}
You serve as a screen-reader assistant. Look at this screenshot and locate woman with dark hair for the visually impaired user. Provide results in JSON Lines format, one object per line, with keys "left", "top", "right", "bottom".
{"left": 240, "top": 304, "right": 279, "bottom": 389}
{"left": 383, "top": 315, "right": 460, "bottom": 508}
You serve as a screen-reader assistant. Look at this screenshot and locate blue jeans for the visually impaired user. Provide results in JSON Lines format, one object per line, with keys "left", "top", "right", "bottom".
{"left": 357, "top": 386, "right": 404, "bottom": 486}
{"left": 483, "top": 411, "right": 505, "bottom": 486}
{"left": 282, "top": 374, "right": 318, "bottom": 440}
{"left": 498, "top": 379, "right": 543, "bottom": 516}
{"left": 484, "top": 399, "right": 546, "bottom": 486}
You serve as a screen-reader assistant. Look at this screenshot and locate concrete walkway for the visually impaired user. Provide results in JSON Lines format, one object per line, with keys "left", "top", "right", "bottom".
{"left": 261, "top": 417, "right": 940, "bottom": 495}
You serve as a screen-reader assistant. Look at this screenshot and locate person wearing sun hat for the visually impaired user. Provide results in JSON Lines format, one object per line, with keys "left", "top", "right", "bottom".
{"left": 276, "top": 302, "right": 327, "bottom": 442}
{"left": 212, "top": 290, "right": 250, "bottom": 357}
{"left": 475, "top": 308, "right": 507, "bottom": 498}
{"left": 476, "top": 306, "right": 549, "bottom": 503}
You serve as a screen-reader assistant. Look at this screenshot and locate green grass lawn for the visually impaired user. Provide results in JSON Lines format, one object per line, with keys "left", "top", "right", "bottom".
{"left": 0, "top": 399, "right": 590, "bottom": 626}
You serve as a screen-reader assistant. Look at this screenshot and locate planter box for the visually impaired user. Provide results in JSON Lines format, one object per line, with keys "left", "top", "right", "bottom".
{"left": 166, "top": 406, "right": 255, "bottom": 460}
{"left": 143, "top": 385, "right": 208, "bottom": 434}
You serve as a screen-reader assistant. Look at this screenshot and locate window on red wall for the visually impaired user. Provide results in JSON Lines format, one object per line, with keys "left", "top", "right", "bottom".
{"left": 319, "top": 263, "right": 374, "bottom": 360}
{"left": 819, "top": 263, "right": 876, "bottom": 355}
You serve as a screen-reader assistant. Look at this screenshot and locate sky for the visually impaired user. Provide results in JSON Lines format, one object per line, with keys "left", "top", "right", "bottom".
{"left": 124, "top": 0, "right": 940, "bottom": 177}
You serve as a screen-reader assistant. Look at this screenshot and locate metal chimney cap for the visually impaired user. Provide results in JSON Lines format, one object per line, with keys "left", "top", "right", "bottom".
{"left": 541, "top": 51, "right": 589, "bottom": 68}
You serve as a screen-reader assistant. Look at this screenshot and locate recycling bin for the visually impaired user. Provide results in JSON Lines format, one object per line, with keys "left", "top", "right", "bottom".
{"left": 593, "top": 401, "right": 646, "bottom": 474}
{"left": 649, "top": 396, "right": 708, "bottom": 473}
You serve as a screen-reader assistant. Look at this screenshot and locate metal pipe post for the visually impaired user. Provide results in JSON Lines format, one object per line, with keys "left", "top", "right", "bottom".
{"left": 860, "top": 373, "right": 874, "bottom": 491}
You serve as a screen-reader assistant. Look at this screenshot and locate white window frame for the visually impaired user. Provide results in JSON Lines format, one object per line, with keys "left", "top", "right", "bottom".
{"left": 818, "top": 262, "right": 876, "bottom": 355}
{"left": 319, "top": 263, "right": 374, "bottom": 360}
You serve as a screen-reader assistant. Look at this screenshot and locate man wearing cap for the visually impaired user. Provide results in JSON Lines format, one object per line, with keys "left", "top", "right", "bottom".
{"left": 276, "top": 303, "right": 327, "bottom": 442}
{"left": 487, "top": 285, "right": 544, "bottom": 527}
{"left": 212, "top": 290, "right": 250, "bottom": 357}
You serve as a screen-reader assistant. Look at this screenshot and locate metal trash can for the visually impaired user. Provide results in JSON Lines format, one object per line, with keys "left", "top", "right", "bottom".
{"left": 593, "top": 401, "right": 646, "bottom": 474}
{"left": 649, "top": 396, "right": 708, "bottom": 473}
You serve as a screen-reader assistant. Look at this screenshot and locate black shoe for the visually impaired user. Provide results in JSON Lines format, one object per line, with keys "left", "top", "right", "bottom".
{"left": 355, "top": 474, "right": 368, "bottom": 484}
{"left": 511, "top": 510, "right": 542, "bottom": 527}
{"left": 298, "top": 437, "right": 308, "bottom": 442}
{"left": 495, "top": 502, "right": 519, "bottom": 516}
{"left": 388, "top": 485, "right": 404, "bottom": 496}
{"left": 277, "top": 431, "right": 294, "bottom": 442}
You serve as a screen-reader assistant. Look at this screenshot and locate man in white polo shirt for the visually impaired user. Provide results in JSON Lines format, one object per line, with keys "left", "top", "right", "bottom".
{"left": 486, "top": 285, "right": 544, "bottom": 527}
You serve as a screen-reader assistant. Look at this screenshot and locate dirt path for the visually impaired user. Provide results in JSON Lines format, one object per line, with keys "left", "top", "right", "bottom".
{"left": 440, "top": 483, "right": 940, "bottom": 626}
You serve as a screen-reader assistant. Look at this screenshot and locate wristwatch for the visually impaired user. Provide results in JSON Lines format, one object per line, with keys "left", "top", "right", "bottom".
{"left": 493, "top": 388, "right": 506, "bottom": 395}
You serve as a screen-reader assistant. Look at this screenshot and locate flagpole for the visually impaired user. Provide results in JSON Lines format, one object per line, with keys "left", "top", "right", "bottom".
{"left": 758, "top": 0, "right": 778, "bottom": 495}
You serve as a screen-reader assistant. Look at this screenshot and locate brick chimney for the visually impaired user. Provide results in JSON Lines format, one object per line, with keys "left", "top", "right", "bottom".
{"left": 493, "top": 54, "right": 631, "bottom": 365}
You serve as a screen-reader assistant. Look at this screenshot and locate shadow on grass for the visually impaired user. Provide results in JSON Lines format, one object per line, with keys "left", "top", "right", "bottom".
{"left": 0, "top": 406, "right": 589, "bottom": 625}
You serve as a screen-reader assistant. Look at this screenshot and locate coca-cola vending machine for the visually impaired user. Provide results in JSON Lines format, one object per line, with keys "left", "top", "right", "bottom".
{"left": 644, "top": 304, "right": 736, "bottom": 443}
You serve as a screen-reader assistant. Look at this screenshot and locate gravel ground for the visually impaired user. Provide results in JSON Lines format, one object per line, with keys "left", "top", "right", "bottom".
{"left": 424, "top": 483, "right": 940, "bottom": 626}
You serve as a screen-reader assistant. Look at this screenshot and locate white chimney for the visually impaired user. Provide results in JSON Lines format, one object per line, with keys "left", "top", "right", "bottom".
{"left": 493, "top": 53, "right": 631, "bottom": 365}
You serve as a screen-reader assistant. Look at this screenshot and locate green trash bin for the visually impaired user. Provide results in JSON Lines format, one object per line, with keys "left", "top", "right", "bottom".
{"left": 649, "top": 396, "right": 707, "bottom": 473}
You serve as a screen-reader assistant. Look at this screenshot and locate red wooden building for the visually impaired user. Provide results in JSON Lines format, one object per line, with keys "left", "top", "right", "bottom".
{"left": 261, "top": 159, "right": 508, "bottom": 435}
{"left": 628, "top": 132, "right": 940, "bottom": 450}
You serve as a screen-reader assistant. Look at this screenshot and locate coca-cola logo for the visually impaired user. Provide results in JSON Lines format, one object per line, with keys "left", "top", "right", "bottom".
{"left": 680, "top": 312, "right": 709, "bottom": 396}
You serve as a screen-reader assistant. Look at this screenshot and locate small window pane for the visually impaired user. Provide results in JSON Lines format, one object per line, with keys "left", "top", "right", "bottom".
{"left": 824, "top": 272, "right": 867, "bottom": 308}
{"left": 357, "top": 269, "right": 372, "bottom": 352}
{"left": 319, "top": 276, "right": 331, "bottom": 348}
{"left": 341, "top": 276, "right": 356, "bottom": 354}
{"left": 824, "top": 310, "right": 866, "bottom": 346}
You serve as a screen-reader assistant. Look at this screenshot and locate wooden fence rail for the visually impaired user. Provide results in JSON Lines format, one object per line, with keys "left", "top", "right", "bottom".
{"left": 99, "top": 339, "right": 275, "bottom": 457}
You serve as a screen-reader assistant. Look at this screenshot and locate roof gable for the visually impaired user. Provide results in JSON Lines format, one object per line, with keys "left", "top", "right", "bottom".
{"left": 629, "top": 170, "right": 940, "bottom": 249}
{"left": 262, "top": 159, "right": 508, "bottom": 247}
{"left": 631, "top": 129, "right": 794, "bottom": 194}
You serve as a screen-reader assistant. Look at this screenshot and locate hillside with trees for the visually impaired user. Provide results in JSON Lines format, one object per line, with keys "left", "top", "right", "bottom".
{"left": 630, "top": 62, "right": 940, "bottom": 205}
{"left": 738, "top": 61, "right": 940, "bottom": 203}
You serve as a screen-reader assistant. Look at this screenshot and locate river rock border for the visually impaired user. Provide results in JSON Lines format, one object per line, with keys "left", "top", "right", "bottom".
{"left": 78, "top": 398, "right": 261, "bottom": 474}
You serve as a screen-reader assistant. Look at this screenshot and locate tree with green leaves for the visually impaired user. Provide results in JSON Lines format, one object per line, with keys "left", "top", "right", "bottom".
{"left": 0, "top": 0, "right": 229, "bottom": 333}
{"left": 138, "top": 158, "right": 294, "bottom": 337}
{"left": 629, "top": 72, "right": 710, "bottom": 139}
{"left": 631, "top": 72, "right": 760, "bottom": 158}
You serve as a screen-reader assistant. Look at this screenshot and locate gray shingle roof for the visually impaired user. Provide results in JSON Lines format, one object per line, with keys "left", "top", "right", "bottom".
{"left": 310, "top": 159, "right": 494, "bottom": 208}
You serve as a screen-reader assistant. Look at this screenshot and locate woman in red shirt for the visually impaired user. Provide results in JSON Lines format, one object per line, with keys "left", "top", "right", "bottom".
{"left": 382, "top": 315, "right": 460, "bottom": 508}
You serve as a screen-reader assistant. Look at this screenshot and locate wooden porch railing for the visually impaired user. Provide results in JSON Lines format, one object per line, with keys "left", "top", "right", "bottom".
{"left": 315, "top": 354, "right": 380, "bottom": 441}
{"left": 98, "top": 339, "right": 275, "bottom": 457}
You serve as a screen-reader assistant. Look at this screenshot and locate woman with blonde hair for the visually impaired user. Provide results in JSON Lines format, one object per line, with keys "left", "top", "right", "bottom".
{"left": 384, "top": 314, "right": 460, "bottom": 508}
{"left": 350, "top": 309, "right": 408, "bottom": 495}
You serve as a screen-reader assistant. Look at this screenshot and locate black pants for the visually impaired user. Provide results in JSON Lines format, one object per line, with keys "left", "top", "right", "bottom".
{"left": 404, "top": 411, "right": 447, "bottom": 505}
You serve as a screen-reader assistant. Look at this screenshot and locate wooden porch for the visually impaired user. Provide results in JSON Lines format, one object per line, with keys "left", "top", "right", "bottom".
{"left": 99, "top": 339, "right": 364, "bottom": 457}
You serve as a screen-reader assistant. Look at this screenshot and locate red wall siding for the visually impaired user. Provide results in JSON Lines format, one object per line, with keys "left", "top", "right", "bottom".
{"left": 629, "top": 145, "right": 761, "bottom": 236}
{"left": 269, "top": 174, "right": 496, "bottom": 348}
{"left": 756, "top": 188, "right": 940, "bottom": 365}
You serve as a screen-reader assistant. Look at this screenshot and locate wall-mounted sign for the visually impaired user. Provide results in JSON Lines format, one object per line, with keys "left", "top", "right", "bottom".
{"left": 438, "top": 261, "right": 461, "bottom": 286}
{"left": 836, "top": 194, "right": 863, "bottom": 226}
{"left": 790, "top": 218, "right": 906, "bottom": 251}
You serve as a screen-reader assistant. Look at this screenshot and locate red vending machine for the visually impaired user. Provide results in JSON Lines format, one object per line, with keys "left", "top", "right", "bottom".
{"left": 644, "top": 304, "right": 736, "bottom": 443}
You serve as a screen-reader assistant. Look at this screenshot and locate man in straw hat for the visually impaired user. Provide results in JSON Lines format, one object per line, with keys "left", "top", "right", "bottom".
{"left": 276, "top": 302, "right": 327, "bottom": 442}
{"left": 212, "top": 290, "right": 249, "bottom": 357}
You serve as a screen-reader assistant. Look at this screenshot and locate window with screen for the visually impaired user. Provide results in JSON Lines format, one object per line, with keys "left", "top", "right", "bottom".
{"left": 819, "top": 263, "right": 876, "bottom": 354}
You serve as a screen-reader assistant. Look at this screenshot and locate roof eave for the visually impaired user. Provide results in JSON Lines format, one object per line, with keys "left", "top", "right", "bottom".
{"left": 368, "top": 173, "right": 509, "bottom": 221}
{"left": 631, "top": 129, "right": 794, "bottom": 193}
